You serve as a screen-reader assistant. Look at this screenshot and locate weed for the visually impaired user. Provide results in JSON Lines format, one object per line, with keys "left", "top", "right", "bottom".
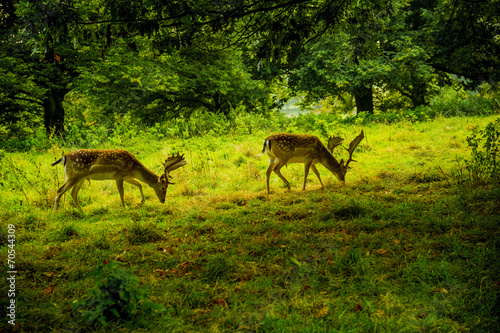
{"left": 466, "top": 117, "right": 500, "bottom": 184}
{"left": 73, "top": 262, "right": 164, "bottom": 328}
{"left": 127, "top": 222, "right": 163, "bottom": 244}
{"left": 56, "top": 224, "right": 79, "bottom": 242}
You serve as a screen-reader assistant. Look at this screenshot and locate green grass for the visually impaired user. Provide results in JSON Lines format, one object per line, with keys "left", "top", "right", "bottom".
{"left": 1, "top": 115, "right": 499, "bottom": 332}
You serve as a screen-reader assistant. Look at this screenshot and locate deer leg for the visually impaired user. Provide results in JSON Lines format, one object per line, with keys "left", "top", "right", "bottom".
{"left": 54, "top": 179, "right": 81, "bottom": 210}
{"left": 273, "top": 161, "right": 291, "bottom": 191}
{"left": 266, "top": 158, "right": 279, "bottom": 195}
{"left": 311, "top": 164, "right": 325, "bottom": 189}
{"left": 115, "top": 179, "right": 126, "bottom": 207}
{"left": 125, "top": 179, "right": 144, "bottom": 203}
{"left": 302, "top": 160, "right": 313, "bottom": 190}
{"left": 70, "top": 179, "right": 85, "bottom": 209}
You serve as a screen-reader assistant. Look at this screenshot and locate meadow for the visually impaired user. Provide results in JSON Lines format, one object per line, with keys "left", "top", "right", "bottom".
{"left": 0, "top": 112, "right": 499, "bottom": 332}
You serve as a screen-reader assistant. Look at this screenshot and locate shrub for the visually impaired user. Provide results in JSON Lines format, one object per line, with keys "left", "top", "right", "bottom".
{"left": 73, "top": 262, "right": 164, "bottom": 328}
{"left": 465, "top": 117, "right": 500, "bottom": 184}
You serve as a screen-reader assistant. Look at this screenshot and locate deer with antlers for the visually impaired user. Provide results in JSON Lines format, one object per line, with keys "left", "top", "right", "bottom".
{"left": 51, "top": 150, "right": 186, "bottom": 210}
{"left": 262, "top": 130, "right": 364, "bottom": 194}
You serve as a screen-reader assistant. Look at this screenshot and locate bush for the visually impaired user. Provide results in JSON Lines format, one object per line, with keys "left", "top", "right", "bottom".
{"left": 73, "top": 262, "right": 164, "bottom": 328}
{"left": 465, "top": 117, "right": 500, "bottom": 184}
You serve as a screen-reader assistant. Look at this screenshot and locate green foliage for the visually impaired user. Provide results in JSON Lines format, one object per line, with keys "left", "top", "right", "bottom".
{"left": 73, "top": 262, "right": 164, "bottom": 328}
{"left": 466, "top": 118, "right": 500, "bottom": 184}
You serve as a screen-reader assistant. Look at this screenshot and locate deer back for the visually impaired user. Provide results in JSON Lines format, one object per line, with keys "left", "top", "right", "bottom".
{"left": 265, "top": 133, "right": 330, "bottom": 162}
{"left": 62, "top": 149, "right": 144, "bottom": 178}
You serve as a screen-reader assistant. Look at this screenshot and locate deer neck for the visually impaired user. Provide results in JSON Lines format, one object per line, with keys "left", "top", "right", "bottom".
{"left": 320, "top": 150, "right": 341, "bottom": 173}
{"left": 135, "top": 164, "right": 161, "bottom": 187}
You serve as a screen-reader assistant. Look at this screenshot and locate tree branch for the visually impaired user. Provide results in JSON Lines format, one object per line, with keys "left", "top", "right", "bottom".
{"left": 10, "top": 95, "right": 43, "bottom": 106}
{"left": 79, "top": 0, "right": 313, "bottom": 29}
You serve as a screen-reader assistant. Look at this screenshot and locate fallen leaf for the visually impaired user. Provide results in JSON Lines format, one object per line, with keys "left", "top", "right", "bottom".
{"left": 316, "top": 306, "right": 329, "bottom": 318}
{"left": 44, "top": 284, "right": 57, "bottom": 295}
{"left": 432, "top": 287, "right": 448, "bottom": 293}
{"left": 374, "top": 310, "right": 384, "bottom": 317}
{"left": 375, "top": 249, "right": 389, "bottom": 255}
{"left": 214, "top": 299, "right": 227, "bottom": 306}
{"left": 351, "top": 303, "right": 363, "bottom": 312}
{"left": 301, "top": 285, "right": 312, "bottom": 293}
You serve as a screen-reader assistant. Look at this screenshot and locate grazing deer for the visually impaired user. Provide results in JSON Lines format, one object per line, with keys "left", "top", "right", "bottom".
{"left": 262, "top": 131, "right": 364, "bottom": 194}
{"left": 52, "top": 150, "right": 186, "bottom": 210}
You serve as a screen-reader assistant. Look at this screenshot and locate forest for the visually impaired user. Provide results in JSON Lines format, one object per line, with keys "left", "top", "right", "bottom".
{"left": 1, "top": 0, "right": 499, "bottom": 332}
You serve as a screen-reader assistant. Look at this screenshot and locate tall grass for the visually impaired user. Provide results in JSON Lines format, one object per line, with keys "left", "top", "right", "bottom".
{"left": 0, "top": 112, "right": 499, "bottom": 332}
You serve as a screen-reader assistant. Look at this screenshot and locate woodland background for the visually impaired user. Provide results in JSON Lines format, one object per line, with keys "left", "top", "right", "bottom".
{"left": 1, "top": 0, "right": 499, "bottom": 144}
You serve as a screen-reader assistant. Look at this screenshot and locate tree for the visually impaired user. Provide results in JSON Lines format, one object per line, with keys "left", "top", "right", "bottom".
{"left": 0, "top": 1, "right": 45, "bottom": 140}
{"left": 1, "top": 0, "right": 91, "bottom": 137}
{"left": 289, "top": 0, "right": 486, "bottom": 113}
{"left": 288, "top": 2, "right": 398, "bottom": 114}
{"left": 10, "top": 0, "right": 351, "bottom": 135}
{"left": 414, "top": 0, "right": 500, "bottom": 86}
{"left": 71, "top": 38, "right": 278, "bottom": 125}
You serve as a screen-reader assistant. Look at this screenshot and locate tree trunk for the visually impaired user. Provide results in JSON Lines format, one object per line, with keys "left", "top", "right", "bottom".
{"left": 410, "top": 81, "right": 427, "bottom": 108}
{"left": 213, "top": 91, "right": 229, "bottom": 116}
{"left": 43, "top": 88, "right": 67, "bottom": 136}
{"left": 354, "top": 85, "right": 374, "bottom": 114}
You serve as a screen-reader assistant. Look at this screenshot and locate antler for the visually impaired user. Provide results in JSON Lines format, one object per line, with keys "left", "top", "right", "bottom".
{"left": 163, "top": 153, "right": 187, "bottom": 184}
{"left": 344, "top": 130, "right": 365, "bottom": 168}
{"left": 327, "top": 136, "right": 344, "bottom": 153}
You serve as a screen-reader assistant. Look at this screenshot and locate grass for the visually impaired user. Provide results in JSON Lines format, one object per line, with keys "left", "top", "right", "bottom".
{"left": 0, "top": 115, "right": 499, "bottom": 332}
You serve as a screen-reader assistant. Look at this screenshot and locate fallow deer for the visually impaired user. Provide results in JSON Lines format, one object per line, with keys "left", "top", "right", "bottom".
{"left": 52, "top": 150, "right": 186, "bottom": 210}
{"left": 262, "top": 131, "right": 364, "bottom": 194}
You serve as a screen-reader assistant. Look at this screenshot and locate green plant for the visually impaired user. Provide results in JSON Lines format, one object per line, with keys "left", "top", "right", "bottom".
{"left": 127, "top": 222, "right": 163, "bottom": 244}
{"left": 73, "top": 262, "right": 164, "bottom": 328}
{"left": 465, "top": 117, "right": 500, "bottom": 184}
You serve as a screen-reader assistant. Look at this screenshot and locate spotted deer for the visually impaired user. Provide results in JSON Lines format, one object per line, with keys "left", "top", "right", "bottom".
{"left": 51, "top": 150, "right": 186, "bottom": 210}
{"left": 262, "top": 131, "right": 364, "bottom": 194}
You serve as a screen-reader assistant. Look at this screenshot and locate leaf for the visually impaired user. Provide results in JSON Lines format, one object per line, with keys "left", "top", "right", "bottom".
{"left": 98, "top": 316, "right": 108, "bottom": 326}
{"left": 213, "top": 299, "right": 227, "bottom": 306}
{"left": 351, "top": 303, "right": 363, "bottom": 312}
{"left": 432, "top": 287, "right": 448, "bottom": 293}
{"left": 119, "top": 290, "right": 129, "bottom": 301}
{"left": 289, "top": 256, "right": 301, "bottom": 266}
{"left": 375, "top": 248, "right": 389, "bottom": 255}
{"left": 44, "top": 284, "right": 57, "bottom": 295}
{"left": 316, "top": 306, "right": 329, "bottom": 318}
{"left": 301, "top": 285, "right": 312, "bottom": 293}
{"left": 110, "top": 308, "right": 120, "bottom": 318}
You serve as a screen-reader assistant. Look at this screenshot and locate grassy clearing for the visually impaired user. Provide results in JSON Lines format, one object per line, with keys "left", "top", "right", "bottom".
{"left": 1, "top": 115, "right": 499, "bottom": 332}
